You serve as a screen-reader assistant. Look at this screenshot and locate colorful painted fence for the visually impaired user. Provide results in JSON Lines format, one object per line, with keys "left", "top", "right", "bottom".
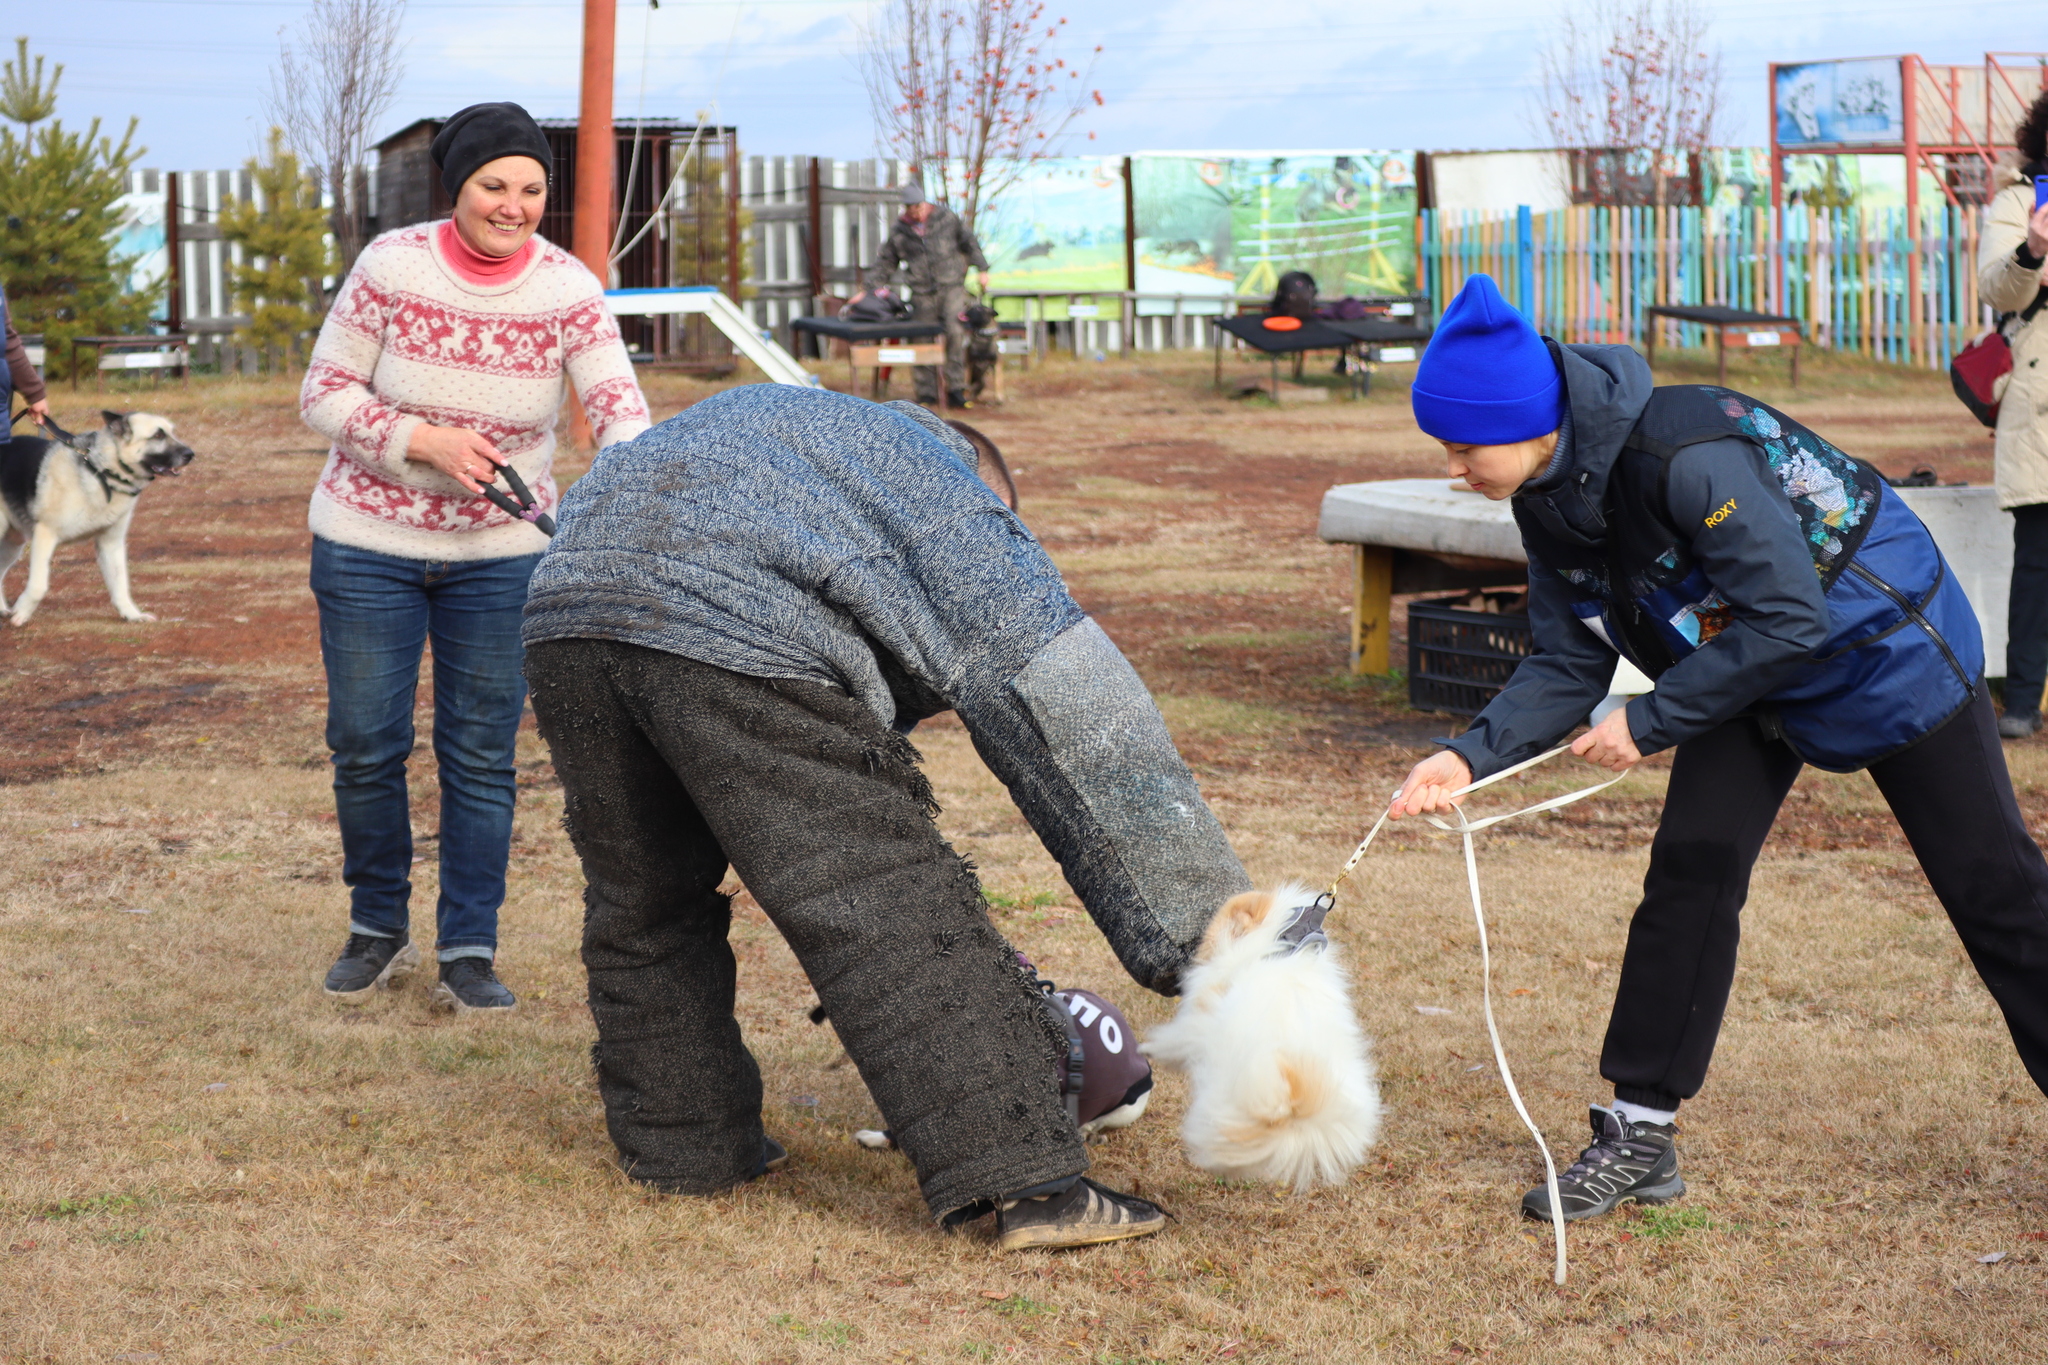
{"left": 1421, "top": 204, "right": 1986, "bottom": 370}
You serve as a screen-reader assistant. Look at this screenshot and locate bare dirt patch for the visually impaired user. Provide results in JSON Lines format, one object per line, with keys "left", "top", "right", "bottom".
{"left": 4, "top": 355, "right": 2046, "bottom": 1362}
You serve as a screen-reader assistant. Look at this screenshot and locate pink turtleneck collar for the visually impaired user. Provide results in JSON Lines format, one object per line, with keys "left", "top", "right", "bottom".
{"left": 437, "top": 218, "right": 536, "bottom": 286}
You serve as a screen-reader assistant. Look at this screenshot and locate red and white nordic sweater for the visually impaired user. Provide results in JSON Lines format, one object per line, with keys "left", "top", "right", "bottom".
{"left": 301, "top": 223, "right": 652, "bottom": 561}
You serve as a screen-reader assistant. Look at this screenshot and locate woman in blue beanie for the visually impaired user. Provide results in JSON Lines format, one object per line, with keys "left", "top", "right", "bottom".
{"left": 1389, "top": 272, "right": 2048, "bottom": 1223}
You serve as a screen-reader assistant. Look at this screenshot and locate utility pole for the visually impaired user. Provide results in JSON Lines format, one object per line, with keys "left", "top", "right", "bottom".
{"left": 570, "top": 0, "right": 615, "bottom": 449}
{"left": 575, "top": 0, "right": 616, "bottom": 281}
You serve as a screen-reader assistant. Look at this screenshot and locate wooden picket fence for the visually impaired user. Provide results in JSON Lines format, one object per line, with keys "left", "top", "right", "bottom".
{"left": 1421, "top": 204, "right": 1988, "bottom": 370}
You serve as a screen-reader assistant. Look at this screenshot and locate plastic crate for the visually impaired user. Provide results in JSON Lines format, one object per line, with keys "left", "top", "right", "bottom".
{"left": 1407, "top": 590, "right": 1533, "bottom": 716}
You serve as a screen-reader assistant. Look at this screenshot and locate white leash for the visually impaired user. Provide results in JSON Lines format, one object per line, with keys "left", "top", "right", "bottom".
{"left": 1327, "top": 743, "right": 1628, "bottom": 1285}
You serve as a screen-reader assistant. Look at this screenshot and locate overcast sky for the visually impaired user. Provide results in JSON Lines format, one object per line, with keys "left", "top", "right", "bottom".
{"left": 29, "top": 0, "right": 2048, "bottom": 172}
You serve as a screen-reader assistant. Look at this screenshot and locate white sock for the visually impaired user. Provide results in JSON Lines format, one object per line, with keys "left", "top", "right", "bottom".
{"left": 1612, "top": 1098, "right": 1677, "bottom": 1128}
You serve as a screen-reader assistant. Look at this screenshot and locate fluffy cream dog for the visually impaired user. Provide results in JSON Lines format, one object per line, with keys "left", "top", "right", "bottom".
{"left": 1144, "top": 883, "right": 1380, "bottom": 1188}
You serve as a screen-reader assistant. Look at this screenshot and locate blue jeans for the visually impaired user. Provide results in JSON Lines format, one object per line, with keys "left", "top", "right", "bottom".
{"left": 310, "top": 536, "right": 540, "bottom": 960}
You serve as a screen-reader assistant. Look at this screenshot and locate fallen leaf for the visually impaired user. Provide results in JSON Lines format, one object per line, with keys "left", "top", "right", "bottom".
{"left": 1583, "top": 958, "right": 1606, "bottom": 973}
{"left": 1978, "top": 1251, "right": 2007, "bottom": 1264}
{"left": 1510, "top": 987, "right": 1538, "bottom": 997}
{"left": 979, "top": 1290, "right": 1008, "bottom": 1300}
{"left": 1216, "top": 1342, "right": 1241, "bottom": 1359}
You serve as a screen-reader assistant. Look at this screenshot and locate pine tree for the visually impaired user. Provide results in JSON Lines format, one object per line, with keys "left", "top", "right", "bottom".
{"left": 0, "top": 38, "right": 152, "bottom": 379}
{"left": 218, "top": 129, "right": 335, "bottom": 372}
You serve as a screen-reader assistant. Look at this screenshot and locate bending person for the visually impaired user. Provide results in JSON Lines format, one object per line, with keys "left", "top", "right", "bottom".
{"left": 521, "top": 385, "right": 1248, "bottom": 1250}
{"left": 1389, "top": 273, "right": 2048, "bottom": 1223}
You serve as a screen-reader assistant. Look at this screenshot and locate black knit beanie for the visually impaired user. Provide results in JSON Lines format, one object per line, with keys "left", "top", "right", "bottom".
{"left": 431, "top": 102, "right": 552, "bottom": 201}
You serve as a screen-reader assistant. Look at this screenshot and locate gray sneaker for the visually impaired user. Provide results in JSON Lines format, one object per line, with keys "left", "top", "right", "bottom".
{"left": 323, "top": 933, "right": 420, "bottom": 1001}
{"left": 430, "top": 957, "right": 517, "bottom": 1013}
{"left": 996, "top": 1177, "right": 1167, "bottom": 1252}
{"left": 1522, "top": 1106, "right": 1685, "bottom": 1222}
{"left": 1998, "top": 712, "right": 2040, "bottom": 740}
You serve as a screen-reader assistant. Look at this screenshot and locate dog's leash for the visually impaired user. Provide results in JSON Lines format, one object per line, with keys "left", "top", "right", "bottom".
{"left": 1324, "top": 743, "right": 1628, "bottom": 1286}
{"left": 478, "top": 464, "right": 555, "bottom": 537}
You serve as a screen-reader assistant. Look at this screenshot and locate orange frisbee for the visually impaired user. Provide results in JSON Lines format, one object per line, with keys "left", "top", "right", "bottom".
{"left": 1262, "top": 315, "right": 1303, "bottom": 331}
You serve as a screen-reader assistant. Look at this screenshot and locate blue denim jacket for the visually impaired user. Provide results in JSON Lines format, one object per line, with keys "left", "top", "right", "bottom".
{"left": 524, "top": 384, "right": 1247, "bottom": 991}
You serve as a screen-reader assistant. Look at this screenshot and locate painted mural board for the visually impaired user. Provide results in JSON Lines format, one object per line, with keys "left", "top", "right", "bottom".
{"left": 1774, "top": 59, "right": 1906, "bottom": 148}
{"left": 1132, "top": 152, "right": 1418, "bottom": 309}
{"left": 976, "top": 156, "right": 1128, "bottom": 295}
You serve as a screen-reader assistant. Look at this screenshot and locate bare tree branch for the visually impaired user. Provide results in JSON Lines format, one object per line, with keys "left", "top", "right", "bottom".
{"left": 265, "top": 0, "right": 407, "bottom": 276}
{"left": 1532, "top": 0, "right": 1720, "bottom": 206}
{"left": 859, "top": 0, "right": 1101, "bottom": 236}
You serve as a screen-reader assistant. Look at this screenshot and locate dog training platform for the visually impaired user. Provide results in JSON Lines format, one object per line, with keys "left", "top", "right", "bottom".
{"left": 789, "top": 316, "right": 949, "bottom": 403}
{"left": 1643, "top": 305, "right": 1803, "bottom": 388}
{"left": 1318, "top": 477, "right": 2015, "bottom": 678}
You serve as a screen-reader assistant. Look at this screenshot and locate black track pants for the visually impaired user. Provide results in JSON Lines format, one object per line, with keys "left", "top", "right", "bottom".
{"left": 1602, "top": 686, "right": 2048, "bottom": 1110}
{"left": 525, "top": 638, "right": 1086, "bottom": 1217}
{"left": 2004, "top": 503, "right": 2048, "bottom": 719}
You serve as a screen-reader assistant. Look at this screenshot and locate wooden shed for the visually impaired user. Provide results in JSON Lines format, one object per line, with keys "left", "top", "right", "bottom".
{"left": 371, "top": 117, "right": 740, "bottom": 360}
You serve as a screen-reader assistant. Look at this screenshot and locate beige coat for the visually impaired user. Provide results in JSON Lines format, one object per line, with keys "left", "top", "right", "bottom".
{"left": 1980, "top": 169, "right": 2048, "bottom": 508}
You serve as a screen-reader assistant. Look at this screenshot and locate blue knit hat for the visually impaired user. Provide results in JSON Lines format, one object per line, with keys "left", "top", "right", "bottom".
{"left": 1411, "top": 274, "right": 1563, "bottom": 444}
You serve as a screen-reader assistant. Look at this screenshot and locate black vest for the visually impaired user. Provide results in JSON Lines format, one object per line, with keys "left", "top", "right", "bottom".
{"left": 1513, "top": 385, "right": 1886, "bottom": 675}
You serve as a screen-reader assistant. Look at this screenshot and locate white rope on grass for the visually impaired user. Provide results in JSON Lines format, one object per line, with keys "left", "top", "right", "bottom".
{"left": 1328, "top": 743, "right": 1628, "bottom": 1285}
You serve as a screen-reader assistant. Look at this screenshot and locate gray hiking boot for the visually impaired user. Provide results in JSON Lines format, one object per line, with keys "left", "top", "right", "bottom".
{"left": 430, "top": 957, "right": 517, "bottom": 1013}
{"left": 996, "top": 1177, "right": 1167, "bottom": 1252}
{"left": 323, "top": 932, "right": 420, "bottom": 1001}
{"left": 1522, "top": 1105, "right": 1685, "bottom": 1223}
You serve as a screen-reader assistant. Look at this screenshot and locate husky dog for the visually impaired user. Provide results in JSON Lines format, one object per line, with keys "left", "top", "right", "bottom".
{"left": 1144, "top": 883, "right": 1380, "bottom": 1188}
{"left": 0, "top": 411, "right": 194, "bottom": 627}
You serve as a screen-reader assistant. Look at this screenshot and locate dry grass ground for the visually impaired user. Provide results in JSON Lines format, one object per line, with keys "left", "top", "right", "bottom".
{"left": 2, "top": 350, "right": 2045, "bottom": 1363}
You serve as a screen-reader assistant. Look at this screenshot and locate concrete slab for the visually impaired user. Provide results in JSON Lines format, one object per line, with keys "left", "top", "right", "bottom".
{"left": 1319, "top": 479, "right": 2015, "bottom": 678}
{"left": 1890, "top": 486, "right": 2012, "bottom": 671}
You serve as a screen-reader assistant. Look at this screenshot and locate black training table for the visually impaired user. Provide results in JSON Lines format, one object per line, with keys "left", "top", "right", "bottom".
{"left": 790, "top": 315, "right": 949, "bottom": 400}
{"left": 1643, "top": 304, "right": 1803, "bottom": 388}
{"left": 788, "top": 316, "right": 945, "bottom": 345}
{"left": 1209, "top": 314, "right": 1366, "bottom": 399}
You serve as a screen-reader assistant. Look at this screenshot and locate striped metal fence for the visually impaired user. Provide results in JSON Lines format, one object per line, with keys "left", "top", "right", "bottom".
{"left": 1421, "top": 204, "right": 1989, "bottom": 370}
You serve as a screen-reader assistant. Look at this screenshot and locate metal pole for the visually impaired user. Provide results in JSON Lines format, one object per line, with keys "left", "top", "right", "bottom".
{"left": 574, "top": 0, "right": 616, "bottom": 281}
{"left": 1902, "top": 56, "right": 1923, "bottom": 368}
{"left": 571, "top": 0, "right": 614, "bottom": 448}
{"left": 165, "top": 170, "right": 183, "bottom": 336}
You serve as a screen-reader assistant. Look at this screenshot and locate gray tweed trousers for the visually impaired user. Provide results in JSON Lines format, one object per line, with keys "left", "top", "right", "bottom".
{"left": 525, "top": 637, "right": 1087, "bottom": 1218}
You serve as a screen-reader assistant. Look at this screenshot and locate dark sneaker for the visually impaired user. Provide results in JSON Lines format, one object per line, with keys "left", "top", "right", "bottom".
{"left": 996, "top": 1177, "right": 1167, "bottom": 1252}
{"left": 1998, "top": 712, "right": 2040, "bottom": 740}
{"left": 430, "top": 957, "right": 517, "bottom": 1013}
{"left": 757, "top": 1137, "right": 790, "bottom": 1176}
{"left": 1522, "top": 1106, "right": 1685, "bottom": 1223}
{"left": 947, "top": 389, "right": 971, "bottom": 409}
{"left": 322, "top": 933, "right": 420, "bottom": 1001}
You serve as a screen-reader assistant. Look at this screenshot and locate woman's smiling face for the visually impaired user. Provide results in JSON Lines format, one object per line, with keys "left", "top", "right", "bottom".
{"left": 453, "top": 155, "right": 548, "bottom": 258}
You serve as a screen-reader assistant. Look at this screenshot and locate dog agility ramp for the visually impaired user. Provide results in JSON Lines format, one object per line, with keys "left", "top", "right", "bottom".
{"left": 605, "top": 287, "right": 820, "bottom": 388}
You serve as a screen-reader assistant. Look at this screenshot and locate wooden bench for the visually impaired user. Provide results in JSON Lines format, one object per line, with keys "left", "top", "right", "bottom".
{"left": 1643, "top": 305, "right": 1802, "bottom": 388}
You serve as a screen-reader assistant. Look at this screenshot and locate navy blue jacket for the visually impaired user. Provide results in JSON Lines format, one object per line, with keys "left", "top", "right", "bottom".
{"left": 1446, "top": 343, "right": 1982, "bottom": 778}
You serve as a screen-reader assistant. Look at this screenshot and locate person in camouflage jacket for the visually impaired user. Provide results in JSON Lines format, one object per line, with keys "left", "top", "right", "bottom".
{"left": 863, "top": 182, "right": 990, "bottom": 407}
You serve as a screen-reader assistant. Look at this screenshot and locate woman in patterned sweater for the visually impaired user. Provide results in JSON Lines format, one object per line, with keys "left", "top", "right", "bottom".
{"left": 300, "top": 102, "right": 650, "bottom": 1012}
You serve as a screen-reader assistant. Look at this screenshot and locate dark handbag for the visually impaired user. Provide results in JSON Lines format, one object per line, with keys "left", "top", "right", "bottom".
{"left": 1951, "top": 285, "right": 2048, "bottom": 427}
{"left": 844, "top": 288, "right": 911, "bottom": 324}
